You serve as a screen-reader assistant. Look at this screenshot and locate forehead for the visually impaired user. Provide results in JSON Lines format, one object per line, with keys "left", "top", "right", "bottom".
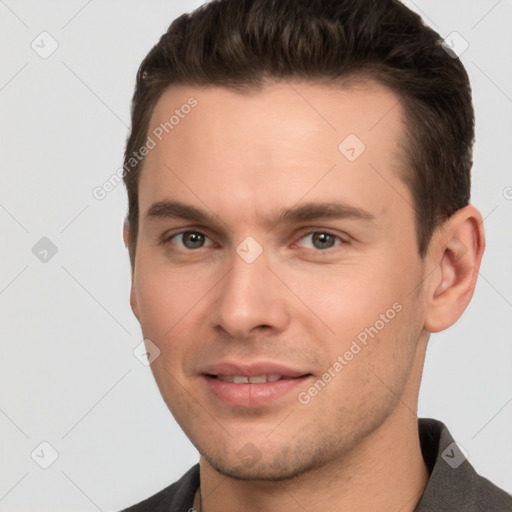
{"left": 147, "top": 79, "right": 404, "bottom": 152}
{"left": 139, "top": 80, "right": 408, "bottom": 222}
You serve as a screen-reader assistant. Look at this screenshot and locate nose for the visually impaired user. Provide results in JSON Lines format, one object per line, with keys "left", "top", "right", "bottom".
{"left": 211, "top": 246, "right": 291, "bottom": 340}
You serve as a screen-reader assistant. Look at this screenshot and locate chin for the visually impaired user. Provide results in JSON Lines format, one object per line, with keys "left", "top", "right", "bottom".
{"left": 202, "top": 447, "right": 329, "bottom": 482}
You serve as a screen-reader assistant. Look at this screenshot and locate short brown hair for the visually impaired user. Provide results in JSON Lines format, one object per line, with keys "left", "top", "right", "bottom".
{"left": 123, "top": 0, "right": 474, "bottom": 267}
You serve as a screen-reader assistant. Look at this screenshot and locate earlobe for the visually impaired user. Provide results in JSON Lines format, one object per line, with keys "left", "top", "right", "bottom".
{"left": 424, "top": 206, "right": 485, "bottom": 333}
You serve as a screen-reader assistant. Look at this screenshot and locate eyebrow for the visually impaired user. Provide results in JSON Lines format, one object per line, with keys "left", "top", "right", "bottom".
{"left": 145, "top": 199, "right": 375, "bottom": 229}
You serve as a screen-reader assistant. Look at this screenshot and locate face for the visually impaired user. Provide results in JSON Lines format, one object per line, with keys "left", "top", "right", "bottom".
{"left": 129, "top": 81, "right": 429, "bottom": 480}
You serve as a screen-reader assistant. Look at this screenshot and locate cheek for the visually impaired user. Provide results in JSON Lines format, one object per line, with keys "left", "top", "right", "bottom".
{"left": 286, "top": 262, "right": 403, "bottom": 332}
{"left": 133, "top": 266, "right": 202, "bottom": 397}
{"left": 133, "top": 259, "right": 205, "bottom": 339}
{"left": 133, "top": 258, "right": 223, "bottom": 385}
{"left": 290, "top": 258, "right": 421, "bottom": 374}
{"left": 307, "top": 300, "right": 420, "bottom": 428}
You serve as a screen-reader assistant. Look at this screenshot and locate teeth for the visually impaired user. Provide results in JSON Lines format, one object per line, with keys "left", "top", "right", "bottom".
{"left": 216, "top": 374, "right": 283, "bottom": 384}
{"left": 248, "top": 375, "right": 266, "bottom": 384}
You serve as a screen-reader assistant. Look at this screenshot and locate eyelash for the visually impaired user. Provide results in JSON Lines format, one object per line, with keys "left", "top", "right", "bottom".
{"left": 160, "top": 229, "right": 347, "bottom": 251}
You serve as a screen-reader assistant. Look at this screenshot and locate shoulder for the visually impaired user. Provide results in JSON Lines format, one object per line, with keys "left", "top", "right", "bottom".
{"left": 118, "top": 464, "right": 200, "bottom": 512}
{"left": 417, "top": 418, "right": 512, "bottom": 511}
{"left": 466, "top": 472, "right": 512, "bottom": 510}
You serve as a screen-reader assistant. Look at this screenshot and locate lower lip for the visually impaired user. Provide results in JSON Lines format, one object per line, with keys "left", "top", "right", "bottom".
{"left": 203, "top": 375, "right": 312, "bottom": 407}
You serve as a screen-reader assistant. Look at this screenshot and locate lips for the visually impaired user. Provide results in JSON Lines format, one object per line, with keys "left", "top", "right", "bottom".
{"left": 200, "top": 361, "right": 312, "bottom": 407}
{"left": 201, "top": 361, "right": 309, "bottom": 379}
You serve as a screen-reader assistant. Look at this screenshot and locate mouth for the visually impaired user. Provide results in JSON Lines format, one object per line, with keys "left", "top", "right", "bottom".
{"left": 201, "top": 365, "right": 313, "bottom": 407}
{"left": 212, "top": 373, "right": 294, "bottom": 384}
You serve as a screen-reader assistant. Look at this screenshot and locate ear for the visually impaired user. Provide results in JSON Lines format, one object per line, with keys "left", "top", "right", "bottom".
{"left": 123, "top": 220, "right": 140, "bottom": 321}
{"left": 122, "top": 219, "right": 130, "bottom": 249}
{"left": 423, "top": 205, "right": 485, "bottom": 333}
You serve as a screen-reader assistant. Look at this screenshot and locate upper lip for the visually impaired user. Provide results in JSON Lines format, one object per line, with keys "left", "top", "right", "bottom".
{"left": 201, "top": 360, "right": 310, "bottom": 378}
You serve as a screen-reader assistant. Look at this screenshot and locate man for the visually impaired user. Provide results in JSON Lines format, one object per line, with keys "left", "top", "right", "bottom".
{"left": 119, "top": 0, "right": 512, "bottom": 510}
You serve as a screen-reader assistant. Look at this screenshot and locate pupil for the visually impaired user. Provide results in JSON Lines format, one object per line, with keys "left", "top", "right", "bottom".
{"left": 313, "top": 233, "right": 334, "bottom": 249}
{"left": 184, "top": 232, "right": 204, "bottom": 249}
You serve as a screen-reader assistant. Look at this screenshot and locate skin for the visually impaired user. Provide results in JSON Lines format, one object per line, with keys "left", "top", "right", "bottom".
{"left": 124, "top": 81, "right": 485, "bottom": 512}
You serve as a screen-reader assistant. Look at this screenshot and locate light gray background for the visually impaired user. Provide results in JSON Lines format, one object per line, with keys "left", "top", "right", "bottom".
{"left": 1, "top": 1, "right": 511, "bottom": 511}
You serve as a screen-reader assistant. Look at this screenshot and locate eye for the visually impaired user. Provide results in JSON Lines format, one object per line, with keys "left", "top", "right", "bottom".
{"left": 297, "top": 231, "right": 344, "bottom": 250}
{"left": 167, "top": 231, "right": 213, "bottom": 250}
